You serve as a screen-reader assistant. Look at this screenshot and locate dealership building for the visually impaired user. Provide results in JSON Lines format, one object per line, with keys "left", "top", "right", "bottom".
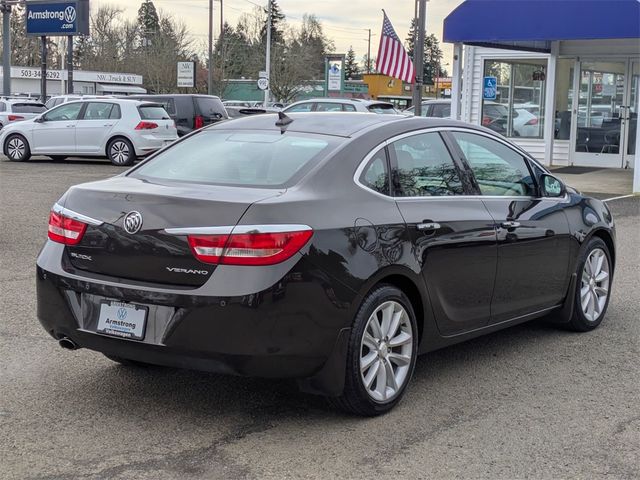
{"left": 444, "top": 0, "right": 640, "bottom": 192}
{"left": 0, "top": 66, "right": 146, "bottom": 97}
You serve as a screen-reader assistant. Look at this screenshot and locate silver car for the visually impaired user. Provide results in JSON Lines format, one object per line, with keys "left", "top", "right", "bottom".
{"left": 284, "top": 98, "right": 398, "bottom": 114}
{"left": 0, "top": 99, "right": 47, "bottom": 129}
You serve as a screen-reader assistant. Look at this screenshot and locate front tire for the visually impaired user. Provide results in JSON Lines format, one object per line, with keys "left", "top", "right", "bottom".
{"left": 568, "top": 237, "right": 613, "bottom": 332}
{"left": 107, "top": 137, "right": 136, "bottom": 166}
{"left": 330, "top": 285, "right": 418, "bottom": 416}
{"left": 4, "top": 134, "right": 31, "bottom": 162}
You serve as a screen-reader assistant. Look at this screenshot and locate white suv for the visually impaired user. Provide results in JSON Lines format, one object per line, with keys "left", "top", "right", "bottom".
{"left": 0, "top": 99, "right": 47, "bottom": 129}
{"left": 1, "top": 99, "right": 178, "bottom": 166}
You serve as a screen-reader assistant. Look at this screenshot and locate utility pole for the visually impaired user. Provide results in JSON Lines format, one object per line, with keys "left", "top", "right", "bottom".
{"left": 413, "top": 0, "right": 427, "bottom": 116}
{"left": 366, "top": 29, "right": 371, "bottom": 74}
{"left": 67, "top": 35, "right": 73, "bottom": 94}
{"left": 219, "top": 0, "right": 224, "bottom": 89}
{"left": 1, "top": 0, "right": 11, "bottom": 97}
{"left": 40, "top": 36, "right": 47, "bottom": 102}
{"left": 208, "top": 0, "right": 213, "bottom": 95}
{"left": 264, "top": 0, "right": 271, "bottom": 107}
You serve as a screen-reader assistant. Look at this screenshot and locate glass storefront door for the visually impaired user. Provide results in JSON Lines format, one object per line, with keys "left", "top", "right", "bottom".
{"left": 572, "top": 61, "right": 626, "bottom": 167}
{"left": 571, "top": 59, "right": 638, "bottom": 168}
{"left": 623, "top": 60, "right": 639, "bottom": 168}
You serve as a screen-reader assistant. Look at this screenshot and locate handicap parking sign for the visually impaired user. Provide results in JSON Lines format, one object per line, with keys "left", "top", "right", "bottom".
{"left": 483, "top": 76, "right": 497, "bottom": 100}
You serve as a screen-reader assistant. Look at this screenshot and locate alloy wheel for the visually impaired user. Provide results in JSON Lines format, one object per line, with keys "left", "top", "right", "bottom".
{"left": 7, "top": 137, "right": 26, "bottom": 160}
{"left": 360, "top": 300, "right": 413, "bottom": 402}
{"left": 110, "top": 141, "right": 130, "bottom": 164}
{"left": 580, "top": 248, "right": 610, "bottom": 322}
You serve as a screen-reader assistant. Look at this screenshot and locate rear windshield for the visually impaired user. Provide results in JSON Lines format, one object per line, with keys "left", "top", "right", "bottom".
{"left": 130, "top": 130, "right": 342, "bottom": 188}
{"left": 138, "top": 105, "right": 171, "bottom": 120}
{"left": 367, "top": 104, "right": 398, "bottom": 115}
{"left": 195, "top": 97, "right": 227, "bottom": 118}
{"left": 12, "top": 103, "right": 47, "bottom": 113}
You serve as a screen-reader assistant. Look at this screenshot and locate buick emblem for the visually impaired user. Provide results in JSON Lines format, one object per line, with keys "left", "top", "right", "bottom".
{"left": 123, "top": 211, "right": 143, "bottom": 234}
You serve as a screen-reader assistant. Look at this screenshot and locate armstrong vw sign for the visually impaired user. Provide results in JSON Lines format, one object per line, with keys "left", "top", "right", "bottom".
{"left": 26, "top": 0, "right": 90, "bottom": 36}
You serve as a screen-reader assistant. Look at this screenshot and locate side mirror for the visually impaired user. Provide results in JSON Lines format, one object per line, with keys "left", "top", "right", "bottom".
{"left": 540, "top": 174, "right": 566, "bottom": 198}
{"left": 34, "top": 115, "right": 45, "bottom": 123}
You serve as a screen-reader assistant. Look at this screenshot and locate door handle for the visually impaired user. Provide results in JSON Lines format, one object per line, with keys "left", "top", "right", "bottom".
{"left": 501, "top": 221, "right": 521, "bottom": 229}
{"left": 103, "top": 124, "right": 114, "bottom": 127}
{"left": 66, "top": 124, "right": 74, "bottom": 128}
{"left": 417, "top": 222, "right": 441, "bottom": 231}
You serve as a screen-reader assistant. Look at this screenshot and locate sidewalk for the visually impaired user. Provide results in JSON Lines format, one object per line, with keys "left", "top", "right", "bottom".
{"left": 550, "top": 166, "right": 634, "bottom": 197}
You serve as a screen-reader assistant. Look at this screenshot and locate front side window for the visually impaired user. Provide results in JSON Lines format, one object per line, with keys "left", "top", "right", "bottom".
{"left": 451, "top": 131, "right": 536, "bottom": 196}
{"left": 131, "top": 130, "right": 341, "bottom": 188}
{"left": 359, "top": 149, "right": 389, "bottom": 196}
{"left": 43, "top": 102, "right": 83, "bottom": 121}
{"left": 482, "top": 59, "right": 546, "bottom": 138}
{"left": 286, "top": 103, "right": 313, "bottom": 112}
{"left": 389, "top": 132, "right": 464, "bottom": 197}
{"left": 83, "top": 102, "right": 115, "bottom": 120}
{"left": 431, "top": 103, "right": 451, "bottom": 118}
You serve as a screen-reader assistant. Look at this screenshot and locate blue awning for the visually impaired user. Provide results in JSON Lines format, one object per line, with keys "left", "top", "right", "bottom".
{"left": 444, "top": 0, "right": 640, "bottom": 51}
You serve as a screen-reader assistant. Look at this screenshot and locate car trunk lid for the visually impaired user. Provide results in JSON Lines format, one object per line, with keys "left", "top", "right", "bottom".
{"left": 62, "top": 176, "right": 282, "bottom": 287}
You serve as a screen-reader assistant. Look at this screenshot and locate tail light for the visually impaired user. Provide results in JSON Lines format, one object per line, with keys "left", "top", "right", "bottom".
{"left": 8, "top": 115, "right": 24, "bottom": 121}
{"left": 187, "top": 228, "right": 313, "bottom": 266}
{"left": 48, "top": 211, "right": 87, "bottom": 245}
{"left": 135, "top": 121, "right": 159, "bottom": 130}
{"left": 194, "top": 115, "right": 204, "bottom": 129}
{"left": 525, "top": 118, "right": 539, "bottom": 125}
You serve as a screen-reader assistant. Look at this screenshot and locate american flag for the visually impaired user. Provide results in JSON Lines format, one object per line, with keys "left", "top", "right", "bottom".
{"left": 376, "top": 12, "right": 415, "bottom": 84}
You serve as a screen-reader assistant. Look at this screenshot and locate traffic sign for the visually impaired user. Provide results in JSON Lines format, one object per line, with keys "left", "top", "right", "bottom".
{"left": 257, "top": 77, "right": 269, "bottom": 91}
{"left": 483, "top": 76, "right": 497, "bottom": 100}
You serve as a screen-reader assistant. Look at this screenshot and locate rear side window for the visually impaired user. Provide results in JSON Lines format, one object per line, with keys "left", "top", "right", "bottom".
{"left": 138, "top": 105, "right": 171, "bottom": 120}
{"left": 316, "top": 102, "right": 343, "bottom": 112}
{"left": 195, "top": 97, "right": 226, "bottom": 119}
{"left": 389, "top": 132, "right": 464, "bottom": 197}
{"left": 110, "top": 104, "right": 122, "bottom": 119}
{"left": 12, "top": 103, "right": 47, "bottom": 113}
{"left": 359, "top": 149, "right": 390, "bottom": 196}
{"left": 367, "top": 104, "right": 398, "bottom": 115}
{"left": 343, "top": 104, "right": 357, "bottom": 112}
{"left": 0, "top": 102, "right": 5, "bottom": 112}
{"left": 131, "top": 130, "right": 342, "bottom": 188}
{"left": 83, "top": 102, "right": 115, "bottom": 120}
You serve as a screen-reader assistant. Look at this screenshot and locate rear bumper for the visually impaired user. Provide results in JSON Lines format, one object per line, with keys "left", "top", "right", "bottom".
{"left": 36, "top": 247, "right": 355, "bottom": 387}
{"left": 132, "top": 133, "right": 178, "bottom": 156}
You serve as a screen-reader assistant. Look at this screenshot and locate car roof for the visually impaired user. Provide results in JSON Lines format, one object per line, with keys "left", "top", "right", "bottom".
{"left": 290, "top": 98, "right": 392, "bottom": 106}
{"left": 127, "top": 94, "right": 221, "bottom": 99}
{"left": 208, "top": 112, "right": 478, "bottom": 138}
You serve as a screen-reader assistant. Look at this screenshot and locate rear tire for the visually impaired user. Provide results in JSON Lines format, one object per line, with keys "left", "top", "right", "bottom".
{"left": 329, "top": 285, "right": 418, "bottom": 416}
{"left": 107, "top": 137, "right": 136, "bottom": 166}
{"left": 103, "top": 354, "right": 154, "bottom": 368}
{"left": 567, "top": 237, "right": 612, "bottom": 332}
{"left": 4, "top": 134, "right": 31, "bottom": 162}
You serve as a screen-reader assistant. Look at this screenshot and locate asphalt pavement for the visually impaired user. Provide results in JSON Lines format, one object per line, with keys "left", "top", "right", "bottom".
{"left": 1, "top": 157, "right": 639, "bottom": 480}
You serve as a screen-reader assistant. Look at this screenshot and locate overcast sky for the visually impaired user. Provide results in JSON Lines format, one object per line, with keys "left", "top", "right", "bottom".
{"left": 97, "top": 0, "right": 463, "bottom": 68}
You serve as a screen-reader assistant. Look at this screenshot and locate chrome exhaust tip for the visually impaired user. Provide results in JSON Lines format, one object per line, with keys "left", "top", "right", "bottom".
{"left": 58, "top": 337, "right": 78, "bottom": 350}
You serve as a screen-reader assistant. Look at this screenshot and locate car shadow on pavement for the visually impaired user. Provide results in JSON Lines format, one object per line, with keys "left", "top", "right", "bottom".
{"left": 50, "top": 318, "right": 572, "bottom": 422}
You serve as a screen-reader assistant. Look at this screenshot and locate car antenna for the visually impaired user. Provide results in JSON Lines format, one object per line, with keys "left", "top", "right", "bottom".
{"left": 275, "top": 111, "right": 293, "bottom": 134}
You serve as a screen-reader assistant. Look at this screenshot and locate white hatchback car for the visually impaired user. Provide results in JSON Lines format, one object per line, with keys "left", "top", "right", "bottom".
{"left": 1, "top": 99, "right": 178, "bottom": 166}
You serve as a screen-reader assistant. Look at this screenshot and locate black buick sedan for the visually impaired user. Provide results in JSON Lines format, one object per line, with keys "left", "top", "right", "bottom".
{"left": 37, "top": 113, "right": 615, "bottom": 416}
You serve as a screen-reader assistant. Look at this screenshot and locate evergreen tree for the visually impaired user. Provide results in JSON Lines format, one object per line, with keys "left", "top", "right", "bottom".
{"left": 345, "top": 46, "right": 359, "bottom": 80}
{"left": 261, "top": 0, "right": 286, "bottom": 45}
{"left": 138, "top": 0, "right": 160, "bottom": 38}
{"left": 405, "top": 19, "right": 444, "bottom": 85}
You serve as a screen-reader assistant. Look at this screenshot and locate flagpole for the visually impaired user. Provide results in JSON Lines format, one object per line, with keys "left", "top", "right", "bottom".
{"left": 413, "top": 0, "right": 427, "bottom": 116}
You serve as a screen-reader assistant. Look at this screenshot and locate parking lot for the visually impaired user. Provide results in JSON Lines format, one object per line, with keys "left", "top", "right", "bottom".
{"left": 1, "top": 157, "right": 639, "bottom": 479}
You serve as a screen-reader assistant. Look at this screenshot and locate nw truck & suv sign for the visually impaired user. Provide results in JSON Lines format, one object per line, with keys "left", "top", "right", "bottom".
{"left": 26, "top": 0, "right": 90, "bottom": 36}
